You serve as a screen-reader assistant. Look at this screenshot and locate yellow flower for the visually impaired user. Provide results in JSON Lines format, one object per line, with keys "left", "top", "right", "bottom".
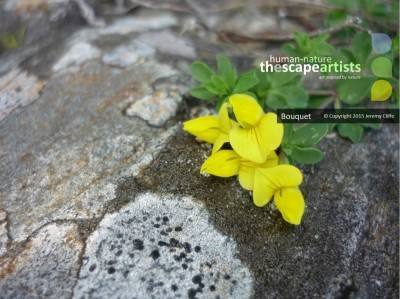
{"left": 200, "top": 150, "right": 279, "bottom": 190}
{"left": 229, "top": 94, "right": 283, "bottom": 163}
{"left": 253, "top": 165, "right": 304, "bottom": 225}
{"left": 183, "top": 103, "right": 233, "bottom": 153}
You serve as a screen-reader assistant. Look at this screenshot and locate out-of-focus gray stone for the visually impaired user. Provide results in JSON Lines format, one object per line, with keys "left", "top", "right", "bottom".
{"left": 0, "top": 68, "right": 45, "bottom": 122}
{"left": 68, "top": 12, "right": 178, "bottom": 47}
{"left": 0, "top": 209, "right": 9, "bottom": 256}
{"left": 52, "top": 41, "right": 101, "bottom": 72}
{"left": 137, "top": 30, "right": 196, "bottom": 58}
{"left": 99, "top": 14, "right": 178, "bottom": 36}
{"left": 4, "top": 0, "right": 70, "bottom": 13}
{"left": 216, "top": 11, "right": 277, "bottom": 36}
{"left": 125, "top": 90, "right": 181, "bottom": 127}
{"left": 0, "top": 223, "right": 83, "bottom": 299}
{"left": 102, "top": 41, "right": 155, "bottom": 68}
{"left": 73, "top": 193, "right": 253, "bottom": 299}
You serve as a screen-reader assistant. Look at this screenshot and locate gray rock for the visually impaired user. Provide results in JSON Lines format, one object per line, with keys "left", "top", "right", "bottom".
{"left": 102, "top": 41, "right": 155, "bottom": 68}
{"left": 137, "top": 30, "right": 196, "bottom": 58}
{"left": 0, "top": 60, "right": 180, "bottom": 242}
{"left": 73, "top": 193, "right": 253, "bottom": 299}
{"left": 0, "top": 223, "right": 84, "bottom": 299}
{"left": 99, "top": 14, "right": 178, "bottom": 36}
{"left": 0, "top": 68, "right": 45, "bottom": 122}
{"left": 125, "top": 90, "right": 181, "bottom": 127}
{"left": 52, "top": 42, "right": 101, "bottom": 72}
{"left": 0, "top": 209, "right": 9, "bottom": 256}
{"left": 3, "top": 0, "right": 71, "bottom": 14}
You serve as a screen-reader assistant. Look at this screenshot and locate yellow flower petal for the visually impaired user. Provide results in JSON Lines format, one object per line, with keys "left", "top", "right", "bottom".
{"left": 218, "top": 102, "right": 231, "bottom": 132}
{"left": 260, "top": 151, "right": 279, "bottom": 168}
{"left": 238, "top": 151, "right": 279, "bottom": 191}
{"left": 253, "top": 165, "right": 303, "bottom": 207}
{"left": 183, "top": 116, "right": 220, "bottom": 143}
{"left": 201, "top": 150, "right": 239, "bottom": 177}
{"left": 230, "top": 125, "right": 267, "bottom": 163}
{"left": 229, "top": 113, "right": 283, "bottom": 163}
{"left": 257, "top": 113, "right": 284, "bottom": 151}
{"left": 274, "top": 187, "right": 305, "bottom": 225}
{"left": 212, "top": 133, "right": 229, "bottom": 154}
{"left": 253, "top": 170, "right": 275, "bottom": 207}
{"left": 229, "top": 94, "right": 264, "bottom": 128}
{"left": 238, "top": 162, "right": 255, "bottom": 190}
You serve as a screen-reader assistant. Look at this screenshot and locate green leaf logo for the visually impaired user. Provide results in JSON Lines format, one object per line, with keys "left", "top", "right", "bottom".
{"left": 371, "top": 56, "right": 392, "bottom": 78}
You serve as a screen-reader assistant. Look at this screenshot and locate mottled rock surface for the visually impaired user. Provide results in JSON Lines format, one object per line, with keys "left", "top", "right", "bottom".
{"left": 0, "top": 1, "right": 398, "bottom": 299}
{"left": 0, "top": 68, "right": 45, "bottom": 121}
{"left": 126, "top": 90, "right": 182, "bottom": 127}
{"left": 0, "top": 209, "right": 9, "bottom": 256}
{"left": 0, "top": 223, "right": 84, "bottom": 298}
{"left": 74, "top": 193, "right": 252, "bottom": 299}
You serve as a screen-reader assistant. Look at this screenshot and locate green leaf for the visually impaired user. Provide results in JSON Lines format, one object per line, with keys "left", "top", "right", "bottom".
{"left": 282, "top": 123, "right": 294, "bottom": 143}
{"left": 255, "top": 71, "right": 308, "bottom": 109}
{"left": 217, "top": 54, "right": 237, "bottom": 88}
{"left": 282, "top": 143, "right": 293, "bottom": 156}
{"left": 393, "top": 34, "right": 399, "bottom": 54}
{"left": 233, "top": 71, "right": 259, "bottom": 93}
{"left": 293, "top": 32, "right": 310, "bottom": 51}
{"left": 337, "top": 78, "right": 373, "bottom": 105}
{"left": 370, "top": 56, "right": 392, "bottom": 78}
{"left": 265, "top": 94, "right": 287, "bottom": 110}
{"left": 267, "top": 86, "right": 308, "bottom": 108}
{"left": 284, "top": 86, "right": 309, "bottom": 108}
{"left": 308, "top": 95, "right": 330, "bottom": 108}
{"left": 190, "top": 61, "right": 214, "bottom": 83}
{"left": 281, "top": 43, "right": 302, "bottom": 57}
{"left": 203, "top": 82, "right": 221, "bottom": 95}
{"left": 328, "top": 123, "right": 337, "bottom": 132}
{"left": 325, "top": 9, "right": 347, "bottom": 26}
{"left": 337, "top": 123, "right": 364, "bottom": 142}
{"left": 243, "top": 91, "right": 258, "bottom": 100}
{"left": 291, "top": 124, "right": 329, "bottom": 146}
{"left": 282, "top": 32, "right": 334, "bottom": 57}
{"left": 211, "top": 74, "right": 229, "bottom": 93}
{"left": 336, "top": 48, "right": 357, "bottom": 66}
{"left": 362, "top": 123, "right": 381, "bottom": 129}
{"left": 312, "top": 34, "right": 335, "bottom": 56}
{"left": 190, "top": 86, "right": 214, "bottom": 100}
{"left": 290, "top": 145, "right": 325, "bottom": 164}
{"left": 351, "top": 32, "right": 372, "bottom": 64}
{"left": 268, "top": 72, "right": 301, "bottom": 88}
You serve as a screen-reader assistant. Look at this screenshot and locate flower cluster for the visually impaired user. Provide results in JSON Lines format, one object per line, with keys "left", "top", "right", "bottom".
{"left": 183, "top": 94, "right": 305, "bottom": 225}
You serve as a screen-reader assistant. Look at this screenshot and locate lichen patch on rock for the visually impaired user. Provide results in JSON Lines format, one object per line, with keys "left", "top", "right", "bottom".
{"left": 125, "top": 90, "right": 181, "bottom": 127}
{"left": 73, "top": 193, "right": 253, "bottom": 299}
